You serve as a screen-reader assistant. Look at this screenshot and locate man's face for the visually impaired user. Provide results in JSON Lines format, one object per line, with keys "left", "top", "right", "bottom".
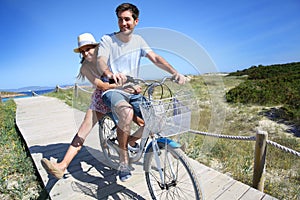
{"left": 117, "top": 10, "right": 139, "bottom": 35}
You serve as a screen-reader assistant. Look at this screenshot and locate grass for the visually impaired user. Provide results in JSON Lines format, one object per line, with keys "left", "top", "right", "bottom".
{"left": 0, "top": 100, "right": 43, "bottom": 199}
{"left": 185, "top": 74, "right": 300, "bottom": 199}
{"left": 1, "top": 75, "right": 299, "bottom": 199}
{"left": 46, "top": 85, "right": 93, "bottom": 110}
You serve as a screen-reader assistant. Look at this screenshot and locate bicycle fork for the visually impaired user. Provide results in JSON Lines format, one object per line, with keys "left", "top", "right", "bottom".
{"left": 152, "top": 138, "right": 165, "bottom": 186}
{"left": 151, "top": 137, "right": 179, "bottom": 189}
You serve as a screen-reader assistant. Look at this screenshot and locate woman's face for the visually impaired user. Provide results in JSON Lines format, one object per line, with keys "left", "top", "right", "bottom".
{"left": 80, "top": 45, "right": 97, "bottom": 63}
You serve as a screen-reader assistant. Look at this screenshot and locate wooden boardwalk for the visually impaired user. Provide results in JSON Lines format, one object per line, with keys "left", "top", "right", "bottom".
{"left": 15, "top": 96, "right": 277, "bottom": 200}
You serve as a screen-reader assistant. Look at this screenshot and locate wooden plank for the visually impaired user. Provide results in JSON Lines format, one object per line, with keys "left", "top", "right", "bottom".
{"left": 215, "top": 181, "right": 250, "bottom": 199}
{"left": 261, "top": 194, "right": 278, "bottom": 200}
{"left": 202, "top": 173, "right": 235, "bottom": 199}
{"left": 15, "top": 96, "right": 278, "bottom": 200}
{"left": 239, "top": 187, "right": 265, "bottom": 200}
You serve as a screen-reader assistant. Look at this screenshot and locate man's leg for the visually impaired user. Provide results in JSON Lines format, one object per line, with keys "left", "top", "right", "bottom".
{"left": 102, "top": 91, "right": 142, "bottom": 181}
{"left": 102, "top": 91, "right": 133, "bottom": 164}
{"left": 112, "top": 100, "right": 135, "bottom": 181}
{"left": 114, "top": 101, "right": 134, "bottom": 164}
{"left": 128, "top": 94, "right": 145, "bottom": 146}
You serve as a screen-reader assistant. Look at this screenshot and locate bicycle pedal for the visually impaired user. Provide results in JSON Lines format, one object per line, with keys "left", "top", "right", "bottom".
{"left": 107, "top": 139, "right": 118, "bottom": 149}
{"left": 128, "top": 142, "right": 139, "bottom": 153}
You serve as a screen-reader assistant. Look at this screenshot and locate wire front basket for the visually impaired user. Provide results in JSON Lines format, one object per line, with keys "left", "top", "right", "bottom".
{"left": 140, "top": 95, "right": 192, "bottom": 137}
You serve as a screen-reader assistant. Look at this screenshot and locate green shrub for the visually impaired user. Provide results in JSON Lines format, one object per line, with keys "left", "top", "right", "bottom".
{"left": 226, "top": 62, "right": 300, "bottom": 128}
{"left": 0, "top": 100, "right": 43, "bottom": 199}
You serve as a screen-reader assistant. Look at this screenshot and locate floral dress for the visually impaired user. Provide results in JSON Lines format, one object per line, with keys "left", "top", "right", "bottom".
{"left": 89, "top": 88, "right": 111, "bottom": 114}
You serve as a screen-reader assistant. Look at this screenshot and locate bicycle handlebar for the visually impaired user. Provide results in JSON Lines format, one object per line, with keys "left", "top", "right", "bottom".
{"left": 125, "top": 76, "right": 176, "bottom": 85}
{"left": 108, "top": 75, "right": 178, "bottom": 99}
{"left": 124, "top": 76, "right": 177, "bottom": 99}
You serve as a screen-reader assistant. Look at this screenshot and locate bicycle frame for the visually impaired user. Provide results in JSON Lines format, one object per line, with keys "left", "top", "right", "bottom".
{"left": 99, "top": 76, "right": 202, "bottom": 199}
{"left": 104, "top": 116, "right": 182, "bottom": 164}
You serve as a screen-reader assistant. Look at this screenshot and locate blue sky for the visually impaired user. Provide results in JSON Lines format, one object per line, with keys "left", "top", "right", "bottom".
{"left": 1, "top": 0, "right": 299, "bottom": 89}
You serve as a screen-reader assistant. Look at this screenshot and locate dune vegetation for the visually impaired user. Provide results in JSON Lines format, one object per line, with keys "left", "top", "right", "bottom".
{"left": 1, "top": 62, "right": 299, "bottom": 199}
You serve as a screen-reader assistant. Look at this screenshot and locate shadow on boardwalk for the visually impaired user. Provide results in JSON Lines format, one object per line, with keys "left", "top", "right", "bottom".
{"left": 30, "top": 143, "right": 146, "bottom": 199}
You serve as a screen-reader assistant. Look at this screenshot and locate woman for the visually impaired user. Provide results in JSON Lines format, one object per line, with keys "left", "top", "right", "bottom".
{"left": 41, "top": 33, "right": 118, "bottom": 179}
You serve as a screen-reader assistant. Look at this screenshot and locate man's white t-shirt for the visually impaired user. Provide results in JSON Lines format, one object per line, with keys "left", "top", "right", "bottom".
{"left": 98, "top": 33, "right": 152, "bottom": 77}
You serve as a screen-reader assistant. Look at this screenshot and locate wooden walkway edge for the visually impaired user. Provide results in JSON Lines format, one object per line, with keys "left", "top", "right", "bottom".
{"left": 15, "top": 96, "right": 277, "bottom": 199}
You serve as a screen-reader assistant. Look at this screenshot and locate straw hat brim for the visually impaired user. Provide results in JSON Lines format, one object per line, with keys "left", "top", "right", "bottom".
{"left": 73, "top": 42, "right": 99, "bottom": 53}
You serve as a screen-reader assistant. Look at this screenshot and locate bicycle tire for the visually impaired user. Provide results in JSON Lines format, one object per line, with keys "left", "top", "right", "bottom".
{"left": 99, "top": 114, "right": 119, "bottom": 170}
{"left": 144, "top": 142, "right": 203, "bottom": 200}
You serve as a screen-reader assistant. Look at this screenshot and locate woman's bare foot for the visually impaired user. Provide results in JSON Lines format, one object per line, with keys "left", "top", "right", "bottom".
{"left": 41, "top": 158, "right": 65, "bottom": 179}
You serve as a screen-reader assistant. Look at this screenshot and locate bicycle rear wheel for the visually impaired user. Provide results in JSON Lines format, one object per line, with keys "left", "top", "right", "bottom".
{"left": 99, "top": 114, "right": 119, "bottom": 170}
{"left": 144, "top": 142, "right": 203, "bottom": 200}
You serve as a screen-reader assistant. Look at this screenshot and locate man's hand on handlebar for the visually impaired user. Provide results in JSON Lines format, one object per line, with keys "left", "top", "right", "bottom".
{"left": 123, "top": 84, "right": 142, "bottom": 94}
{"left": 109, "top": 73, "right": 127, "bottom": 85}
{"left": 172, "top": 72, "right": 186, "bottom": 84}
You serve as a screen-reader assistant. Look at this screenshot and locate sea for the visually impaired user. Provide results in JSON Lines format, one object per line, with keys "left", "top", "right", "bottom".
{"left": 1, "top": 85, "right": 71, "bottom": 102}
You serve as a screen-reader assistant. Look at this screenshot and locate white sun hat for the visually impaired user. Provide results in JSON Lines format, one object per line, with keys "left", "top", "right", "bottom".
{"left": 73, "top": 33, "right": 99, "bottom": 53}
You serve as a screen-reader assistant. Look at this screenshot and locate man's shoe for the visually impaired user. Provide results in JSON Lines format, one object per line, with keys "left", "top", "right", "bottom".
{"left": 41, "top": 158, "right": 64, "bottom": 179}
{"left": 118, "top": 163, "right": 132, "bottom": 182}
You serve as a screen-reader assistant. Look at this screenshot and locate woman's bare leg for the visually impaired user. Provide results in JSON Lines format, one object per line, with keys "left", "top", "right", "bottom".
{"left": 48, "top": 109, "right": 103, "bottom": 172}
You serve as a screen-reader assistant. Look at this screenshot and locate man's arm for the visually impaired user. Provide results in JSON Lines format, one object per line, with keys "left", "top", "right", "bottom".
{"left": 97, "top": 56, "right": 127, "bottom": 85}
{"left": 97, "top": 34, "right": 127, "bottom": 85}
{"left": 146, "top": 51, "right": 186, "bottom": 84}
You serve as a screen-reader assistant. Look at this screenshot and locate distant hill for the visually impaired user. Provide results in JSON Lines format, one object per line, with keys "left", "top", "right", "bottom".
{"left": 0, "top": 84, "right": 75, "bottom": 93}
{"left": 1, "top": 86, "right": 54, "bottom": 93}
{"left": 226, "top": 61, "right": 300, "bottom": 127}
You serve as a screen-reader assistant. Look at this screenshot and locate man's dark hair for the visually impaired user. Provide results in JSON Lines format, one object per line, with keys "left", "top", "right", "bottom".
{"left": 115, "top": 3, "right": 139, "bottom": 20}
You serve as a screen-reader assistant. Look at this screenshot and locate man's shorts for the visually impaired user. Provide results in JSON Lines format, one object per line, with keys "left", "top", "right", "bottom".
{"left": 102, "top": 90, "right": 146, "bottom": 120}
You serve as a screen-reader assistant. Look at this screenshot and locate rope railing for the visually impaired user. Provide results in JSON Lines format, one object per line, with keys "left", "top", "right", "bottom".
{"left": 266, "top": 139, "right": 300, "bottom": 157}
{"left": 189, "top": 130, "right": 256, "bottom": 141}
{"left": 55, "top": 84, "right": 93, "bottom": 94}
{"left": 189, "top": 129, "right": 299, "bottom": 191}
{"left": 76, "top": 84, "right": 93, "bottom": 94}
{"left": 189, "top": 129, "right": 300, "bottom": 157}
{"left": 55, "top": 85, "right": 76, "bottom": 93}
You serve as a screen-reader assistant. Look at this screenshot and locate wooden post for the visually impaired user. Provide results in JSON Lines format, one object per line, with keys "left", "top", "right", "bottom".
{"left": 55, "top": 85, "right": 59, "bottom": 93}
{"left": 252, "top": 130, "right": 268, "bottom": 191}
{"left": 74, "top": 83, "right": 78, "bottom": 98}
{"left": 0, "top": 92, "right": 2, "bottom": 103}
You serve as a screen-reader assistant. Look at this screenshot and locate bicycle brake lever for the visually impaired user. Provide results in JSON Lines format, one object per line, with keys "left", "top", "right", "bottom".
{"left": 126, "top": 75, "right": 135, "bottom": 83}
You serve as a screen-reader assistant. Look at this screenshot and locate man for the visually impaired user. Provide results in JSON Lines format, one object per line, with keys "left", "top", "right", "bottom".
{"left": 98, "top": 3, "right": 185, "bottom": 182}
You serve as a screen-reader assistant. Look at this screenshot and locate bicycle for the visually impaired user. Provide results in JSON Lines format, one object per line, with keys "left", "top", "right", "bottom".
{"left": 99, "top": 76, "right": 203, "bottom": 199}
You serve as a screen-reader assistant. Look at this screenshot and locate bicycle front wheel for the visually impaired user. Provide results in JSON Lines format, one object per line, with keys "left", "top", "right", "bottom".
{"left": 144, "top": 142, "right": 203, "bottom": 200}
